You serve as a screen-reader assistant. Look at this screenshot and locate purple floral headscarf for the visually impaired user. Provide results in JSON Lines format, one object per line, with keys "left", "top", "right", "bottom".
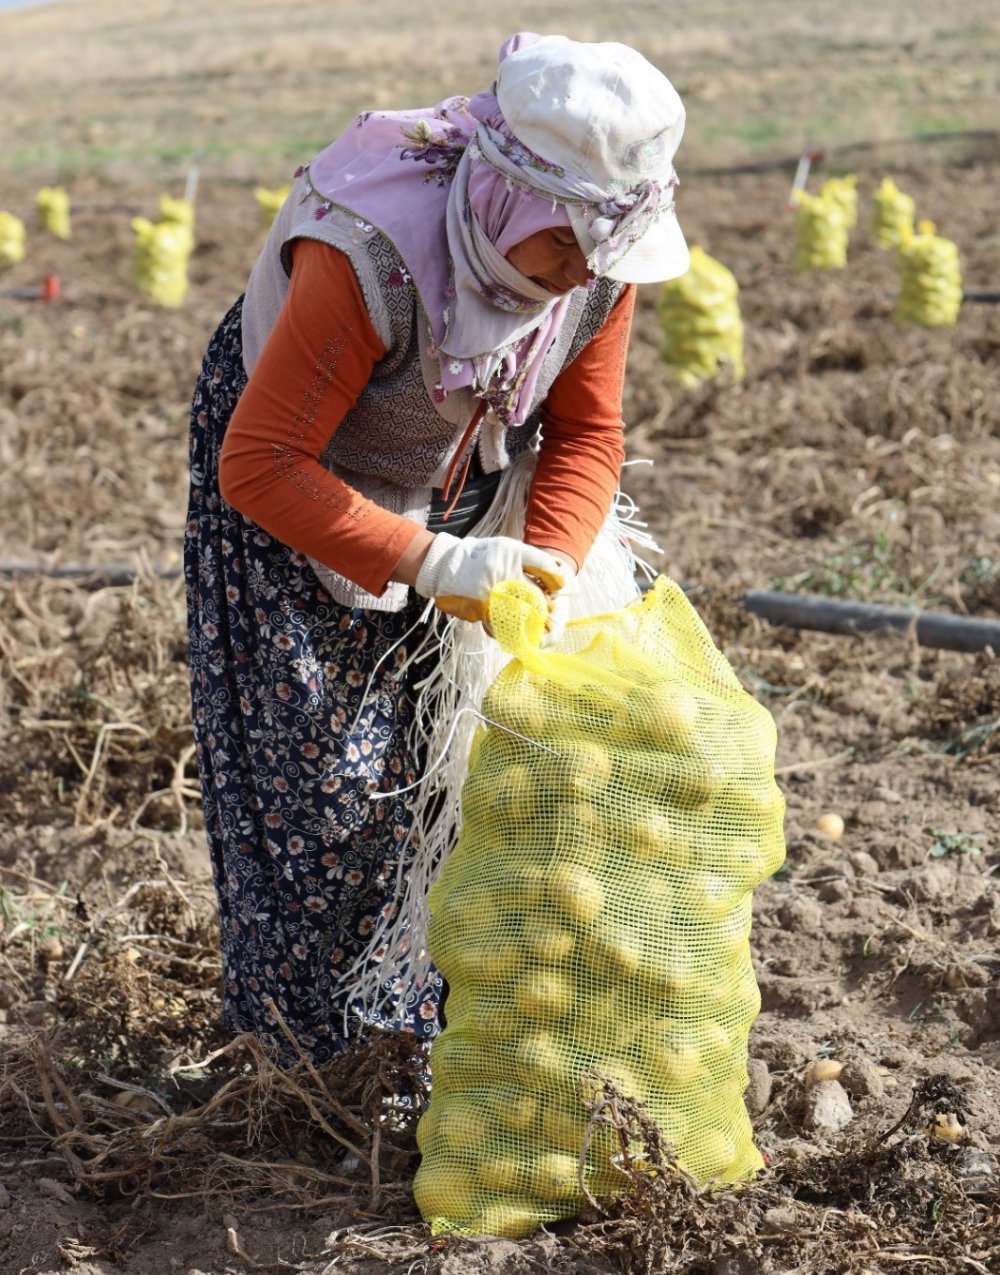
{"left": 307, "top": 32, "right": 647, "bottom": 426}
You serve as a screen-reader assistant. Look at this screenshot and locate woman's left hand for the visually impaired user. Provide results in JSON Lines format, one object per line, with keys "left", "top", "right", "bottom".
{"left": 532, "top": 547, "right": 578, "bottom": 646}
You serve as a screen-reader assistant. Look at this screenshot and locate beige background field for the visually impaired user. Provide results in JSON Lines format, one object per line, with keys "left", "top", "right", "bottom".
{"left": 2, "top": 0, "right": 999, "bottom": 183}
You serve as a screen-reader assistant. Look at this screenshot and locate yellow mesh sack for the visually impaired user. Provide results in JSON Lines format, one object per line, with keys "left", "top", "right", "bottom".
{"left": 656, "top": 245, "right": 744, "bottom": 387}
{"left": 871, "top": 176, "right": 915, "bottom": 249}
{"left": 415, "top": 576, "right": 785, "bottom": 1239}
{"left": 793, "top": 190, "right": 848, "bottom": 270}
{"left": 255, "top": 184, "right": 291, "bottom": 230}
{"left": 819, "top": 175, "right": 858, "bottom": 230}
{"left": 157, "top": 194, "right": 195, "bottom": 228}
{"left": 131, "top": 215, "right": 194, "bottom": 308}
{"left": 0, "top": 212, "right": 26, "bottom": 272}
{"left": 36, "top": 186, "right": 71, "bottom": 240}
{"left": 894, "top": 219, "right": 962, "bottom": 328}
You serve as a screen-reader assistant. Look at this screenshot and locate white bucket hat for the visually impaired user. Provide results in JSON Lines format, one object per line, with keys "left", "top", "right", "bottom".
{"left": 495, "top": 35, "right": 689, "bottom": 284}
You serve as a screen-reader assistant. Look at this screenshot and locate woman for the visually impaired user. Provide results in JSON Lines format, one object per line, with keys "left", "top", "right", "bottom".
{"left": 184, "top": 32, "right": 690, "bottom": 1065}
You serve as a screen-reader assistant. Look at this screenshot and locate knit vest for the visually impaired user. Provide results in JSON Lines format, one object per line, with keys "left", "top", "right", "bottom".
{"left": 241, "top": 172, "right": 623, "bottom": 610}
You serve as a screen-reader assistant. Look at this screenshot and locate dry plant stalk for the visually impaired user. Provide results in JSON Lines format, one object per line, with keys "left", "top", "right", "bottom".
{"left": 0, "top": 1027, "right": 428, "bottom": 1219}
{"left": 0, "top": 572, "right": 197, "bottom": 831}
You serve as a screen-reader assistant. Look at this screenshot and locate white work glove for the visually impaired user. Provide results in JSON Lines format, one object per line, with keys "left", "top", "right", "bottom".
{"left": 414, "top": 532, "right": 565, "bottom": 625}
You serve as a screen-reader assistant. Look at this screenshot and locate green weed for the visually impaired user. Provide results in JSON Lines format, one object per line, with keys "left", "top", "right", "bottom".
{"left": 0, "top": 881, "right": 70, "bottom": 948}
{"left": 906, "top": 114, "right": 973, "bottom": 137}
{"left": 927, "top": 829, "right": 982, "bottom": 860}
{"left": 772, "top": 529, "right": 925, "bottom": 602}
{"left": 936, "top": 717, "right": 1000, "bottom": 760}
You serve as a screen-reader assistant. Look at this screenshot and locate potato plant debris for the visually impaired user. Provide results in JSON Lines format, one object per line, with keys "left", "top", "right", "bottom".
{"left": 1, "top": 135, "right": 998, "bottom": 1275}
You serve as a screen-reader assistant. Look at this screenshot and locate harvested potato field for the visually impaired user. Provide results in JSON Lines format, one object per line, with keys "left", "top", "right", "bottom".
{"left": 0, "top": 2, "right": 998, "bottom": 1273}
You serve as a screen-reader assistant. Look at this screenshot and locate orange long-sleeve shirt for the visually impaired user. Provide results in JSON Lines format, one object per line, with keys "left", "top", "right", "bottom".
{"left": 219, "top": 237, "right": 635, "bottom": 596}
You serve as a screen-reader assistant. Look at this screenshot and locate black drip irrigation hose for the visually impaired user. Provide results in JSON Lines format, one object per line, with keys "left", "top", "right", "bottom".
{"left": 0, "top": 560, "right": 182, "bottom": 588}
{"left": 743, "top": 590, "right": 1000, "bottom": 654}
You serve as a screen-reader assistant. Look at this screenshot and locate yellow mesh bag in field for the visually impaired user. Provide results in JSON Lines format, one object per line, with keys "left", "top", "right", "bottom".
{"left": 894, "top": 219, "right": 963, "bottom": 328}
{"left": 656, "top": 245, "right": 744, "bottom": 387}
{"left": 0, "top": 211, "right": 26, "bottom": 272}
{"left": 157, "top": 194, "right": 195, "bottom": 228}
{"left": 415, "top": 576, "right": 785, "bottom": 1238}
{"left": 255, "top": 184, "right": 291, "bottom": 230}
{"left": 871, "top": 176, "right": 915, "bottom": 249}
{"left": 819, "top": 175, "right": 858, "bottom": 230}
{"left": 793, "top": 190, "right": 848, "bottom": 270}
{"left": 36, "top": 185, "right": 71, "bottom": 240}
{"left": 130, "top": 215, "right": 194, "bottom": 308}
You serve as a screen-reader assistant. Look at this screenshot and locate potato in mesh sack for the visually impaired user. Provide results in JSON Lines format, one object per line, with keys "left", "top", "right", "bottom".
{"left": 793, "top": 188, "right": 848, "bottom": 270}
{"left": 871, "top": 175, "right": 915, "bottom": 249}
{"left": 656, "top": 244, "right": 745, "bottom": 387}
{"left": 894, "top": 219, "right": 962, "bottom": 328}
{"left": 415, "top": 576, "right": 785, "bottom": 1238}
{"left": 0, "top": 211, "right": 26, "bottom": 272}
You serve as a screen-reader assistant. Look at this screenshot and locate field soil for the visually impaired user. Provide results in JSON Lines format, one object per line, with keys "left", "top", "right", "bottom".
{"left": 1, "top": 69, "right": 999, "bottom": 1275}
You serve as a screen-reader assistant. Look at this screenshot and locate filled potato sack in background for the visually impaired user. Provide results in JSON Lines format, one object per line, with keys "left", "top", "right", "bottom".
{"left": 792, "top": 188, "right": 848, "bottom": 270}
{"left": 0, "top": 211, "right": 27, "bottom": 271}
{"left": 656, "top": 244, "right": 745, "bottom": 387}
{"left": 894, "top": 219, "right": 962, "bottom": 328}
{"left": 871, "top": 176, "right": 915, "bottom": 249}
{"left": 36, "top": 185, "right": 71, "bottom": 240}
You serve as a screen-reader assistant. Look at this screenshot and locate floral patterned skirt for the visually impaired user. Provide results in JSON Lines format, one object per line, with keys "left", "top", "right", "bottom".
{"left": 184, "top": 298, "right": 442, "bottom": 1065}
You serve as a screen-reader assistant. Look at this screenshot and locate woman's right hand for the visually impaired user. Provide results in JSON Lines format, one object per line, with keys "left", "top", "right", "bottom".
{"left": 413, "top": 532, "right": 565, "bottom": 623}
